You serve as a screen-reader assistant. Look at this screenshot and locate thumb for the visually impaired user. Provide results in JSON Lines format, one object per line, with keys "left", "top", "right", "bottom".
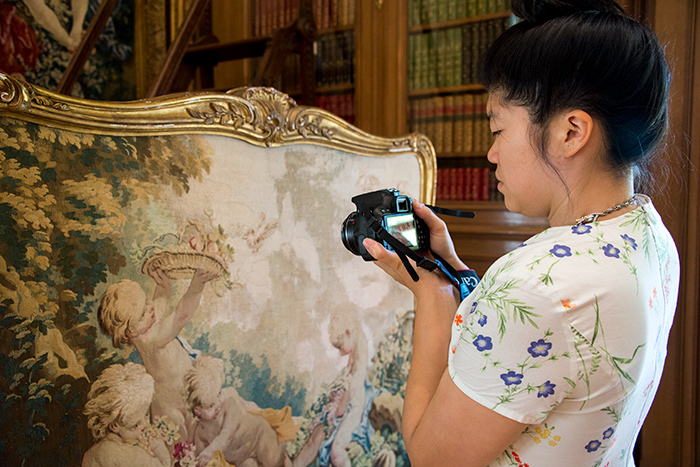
{"left": 363, "top": 238, "right": 385, "bottom": 260}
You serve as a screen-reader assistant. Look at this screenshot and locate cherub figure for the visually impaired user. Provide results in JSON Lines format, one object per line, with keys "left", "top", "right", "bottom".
{"left": 183, "top": 356, "right": 289, "bottom": 467}
{"left": 292, "top": 315, "right": 369, "bottom": 467}
{"left": 82, "top": 362, "right": 170, "bottom": 467}
{"left": 98, "top": 267, "right": 218, "bottom": 444}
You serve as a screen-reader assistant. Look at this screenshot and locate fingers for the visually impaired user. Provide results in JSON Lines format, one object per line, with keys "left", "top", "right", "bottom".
{"left": 363, "top": 238, "right": 411, "bottom": 285}
{"left": 413, "top": 200, "right": 469, "bottom": 270}
{"left": 413, "top": 200, "right": 448, "bottom": 231}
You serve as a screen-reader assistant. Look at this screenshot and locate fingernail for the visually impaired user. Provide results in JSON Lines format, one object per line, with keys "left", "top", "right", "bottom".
{"left": 363, "top": 238, "right": 376, "bottom": 254}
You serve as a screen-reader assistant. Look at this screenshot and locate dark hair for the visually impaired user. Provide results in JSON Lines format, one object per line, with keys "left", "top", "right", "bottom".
{"left": 480, "top": 0, "right": 670, "bottom": 188}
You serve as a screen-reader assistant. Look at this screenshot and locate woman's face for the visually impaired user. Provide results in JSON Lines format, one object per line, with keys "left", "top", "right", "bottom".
{"left": 486, "top": 97, "right": 559, "bottom": 219}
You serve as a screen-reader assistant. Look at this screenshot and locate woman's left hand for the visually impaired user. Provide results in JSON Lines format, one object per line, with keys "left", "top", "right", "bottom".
{"left": 362, "top": 238, "right": 458, "bottom": 304}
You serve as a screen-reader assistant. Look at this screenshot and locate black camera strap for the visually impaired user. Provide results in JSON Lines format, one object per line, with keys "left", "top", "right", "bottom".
{"left": 361, "top": 205, "right": 479, "bottom": 301}
{"left": 425, "top": 204, "right": 476, "bottom": 219}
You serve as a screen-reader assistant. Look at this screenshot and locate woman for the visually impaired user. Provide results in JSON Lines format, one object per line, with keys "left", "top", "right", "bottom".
{"left": 363, "top": 1, "right": 680, "bottom": 465}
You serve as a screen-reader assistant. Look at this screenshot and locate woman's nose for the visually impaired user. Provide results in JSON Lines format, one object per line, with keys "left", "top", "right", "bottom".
{"left": 487, "top": 143, "right": 498, "bottom": 164}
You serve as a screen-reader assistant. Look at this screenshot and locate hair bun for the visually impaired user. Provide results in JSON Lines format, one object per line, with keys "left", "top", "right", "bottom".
{"left": 511, "top": 0, "right": 626, "bottom": 24}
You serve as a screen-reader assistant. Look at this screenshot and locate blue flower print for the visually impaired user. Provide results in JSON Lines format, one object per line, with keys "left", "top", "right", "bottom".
{"left": 603, "top": 427, "right": 615, "bottom": 440}
{"left": 537, "top": 380, "right": 556, "bottom": 398}
{"left": 585, "top": 440, "right": 602, "bottom": 452}
{"left": 621, "top": 234, "right": 637, "bottom": 250}
{"left": 527, "top": 339, "right": 552, "bottom": 358}
{"left": 550, "top": 244, "right": 572, "bottom": 258}
{"left": 572, "top": 224, "right": 592, "bottom": 235}
{"left": 602, "top": 243, "right": 621, "bottom": 258}
{"left": 478, "top": 314, "right": 488, "bottom": 326}
{"left": 500, "top": 371, "right": 524, "bottom": 386}
{"left": 473, "top": 335, "right": 493, "bottom": 352}
{"left": 470, "top": 302, "right": 478, "bottom": 314}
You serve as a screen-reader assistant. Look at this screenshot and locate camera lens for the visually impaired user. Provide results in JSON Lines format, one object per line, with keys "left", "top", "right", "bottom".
{"left": 341, "top": 213, "right": 362, "bottom": 256}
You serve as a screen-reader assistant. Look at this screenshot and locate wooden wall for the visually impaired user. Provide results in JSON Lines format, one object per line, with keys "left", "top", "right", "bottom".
{"left": 639, "top": 0, "right": 700, "bottom": 465}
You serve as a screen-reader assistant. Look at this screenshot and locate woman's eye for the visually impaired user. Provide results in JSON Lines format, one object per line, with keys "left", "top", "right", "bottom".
{"left": 492, "top": 130, "right": 502, "bottom": 137}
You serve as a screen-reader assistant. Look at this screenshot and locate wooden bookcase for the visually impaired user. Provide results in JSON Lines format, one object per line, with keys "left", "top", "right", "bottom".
{"left": 402, "top": 0, "right": 549, "bottom": 274}
{"left": 208, "top": 0, "right": 357, "bottom": 122}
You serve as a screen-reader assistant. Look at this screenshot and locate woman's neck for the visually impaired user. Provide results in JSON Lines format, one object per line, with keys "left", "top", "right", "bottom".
{"left": 548, "top": 174, "right": 635, "bottom": 227}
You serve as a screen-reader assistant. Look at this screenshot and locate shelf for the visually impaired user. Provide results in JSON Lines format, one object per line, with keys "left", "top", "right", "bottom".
{"left": 437, "top": 154, "right": 487, "bottom": 160}
{"left": 408, "top": 10, "right": 512, "bottom": 33}
{"left": 317, "top": 25, "right": 355, "bottom": 36}
{"left": 409, "top": 84, "right": 486, "bottom": 97}
{"left": 316, "top": 83, "right": 355, "bottom": 94}
{"left": 183, "top": 36, "right": 270, "bottom": 64}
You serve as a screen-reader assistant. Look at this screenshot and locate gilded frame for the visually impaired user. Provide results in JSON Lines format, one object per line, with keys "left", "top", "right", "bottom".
{"left": 0, "top": 72, "right": 436, "bottom": 466}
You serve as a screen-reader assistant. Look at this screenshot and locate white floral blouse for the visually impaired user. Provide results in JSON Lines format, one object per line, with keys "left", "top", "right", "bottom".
{"left": 448, "top": 196, "right": 680, "bottom": 467}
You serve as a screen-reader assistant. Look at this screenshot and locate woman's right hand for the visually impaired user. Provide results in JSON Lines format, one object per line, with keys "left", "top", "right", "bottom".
{"left": 413, "top": 201, "right": 468, "bottom": 271}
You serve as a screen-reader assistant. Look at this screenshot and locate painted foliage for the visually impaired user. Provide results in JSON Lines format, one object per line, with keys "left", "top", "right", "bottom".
{"left": 0, "top": 116, "right": 420, "bottom": 467}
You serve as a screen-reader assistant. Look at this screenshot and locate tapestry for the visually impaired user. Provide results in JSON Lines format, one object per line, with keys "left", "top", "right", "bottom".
{"left": 0, "top": 0, "right": 135, "bottom": 99}
{"left": 0, "top": 79, "right": 435, "bottom": 467}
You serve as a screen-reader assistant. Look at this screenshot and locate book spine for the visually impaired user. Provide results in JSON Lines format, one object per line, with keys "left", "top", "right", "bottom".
{"left": 463, "top": 93, "right": 475, "bottom": 152}
{"left": 331, "top": 0, "right": 339, "bottom": 28}
{"left": 427, "top": 31, "right": 437, "bottom": 88}
{"left": 279, "top": 0, "right": 286, "bottom": 29}
{"left": 423, "top": 98, "right": 434, "bottom": 150}
{"left": 467, "top": 0, "right": 477, "bottom": 17}
{"left": 461, "top": 24, "right": 471, "bottom": 85}
{"left": 321, "top": 0, "right": 329, "bottom": 30}
{"left": 447, "top": 0, "right": 458, "bottom": 21}
{"left": 436, "top": 29, "right": 446, "bottom": 88}
{"left": 482, "top": 168, "right": 491, "bottom": 201}
{"left": 438, "top": 0, "right": 448, "bottom": 23}
{"left": 433, "top": 96, "right": 445, "bottom": 154}
{"left": 408, "top": 34, "right": 416, "bottom": 90}
{"left": 443, "top": 94, "right": 454, "bottom": 154}
{"left": 314, "top": 0, "right": 322, "bottom": 28}
{"left": 471, "top": 22, "right": 481, "bottom": 85}
{"left": 348, "top": 0, "right": 356, "bottom": 25}
{"left": 254, "top": 0, "right": 261, "bottom": 37}
{"left": 420, "top": 33, "right": 429, "bottom": 89}
{"left": 454, "top": 168, "right": 461, "bottom": 202}
{"left": 429, "top": 0, "right": 439, "bottom": 24}
{"left": 477, "top": 92, "right": 490, "bottom": 152}
{"left": 464, "top": 168, "right": 473, "bottom": 201}
{"left": 471, "top": 168, "right": 480, "bottom": 201}
{"left": 451, "top": 27, "right": 461, "bottom": 86}
{"left": 453, "top": 93, "right": 465, "bottom": 153}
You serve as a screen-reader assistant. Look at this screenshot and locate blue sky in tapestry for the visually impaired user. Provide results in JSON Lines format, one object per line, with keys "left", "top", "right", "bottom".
{"left": 0, "top": 0, "right": 135, "bottom": 100}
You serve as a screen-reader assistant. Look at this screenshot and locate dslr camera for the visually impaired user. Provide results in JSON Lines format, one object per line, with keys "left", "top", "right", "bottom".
{"left": 341, "top": 188, "right": 429, "bottom": 261}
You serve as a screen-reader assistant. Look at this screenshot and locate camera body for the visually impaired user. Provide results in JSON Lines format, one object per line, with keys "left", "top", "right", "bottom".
{"left": 341, "top": 188, "right": 429, "bottom": 261}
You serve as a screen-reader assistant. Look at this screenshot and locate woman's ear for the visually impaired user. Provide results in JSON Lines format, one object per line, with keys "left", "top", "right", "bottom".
{"left": 561, "top": 110, "right": 594, "bottom": 157}
{"left": 551, "top": 110, "right": 594, "bottom": 157}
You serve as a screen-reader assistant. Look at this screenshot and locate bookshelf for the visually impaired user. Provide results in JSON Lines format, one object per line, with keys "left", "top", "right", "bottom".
{"left": 403, "top": 0, "right": 549, "bottom": 274}
{"left": 251, "top": 0, "right": 357, "bottom": 121}
{"left": 407, "top": 2, "right": 514, "bottom": 203}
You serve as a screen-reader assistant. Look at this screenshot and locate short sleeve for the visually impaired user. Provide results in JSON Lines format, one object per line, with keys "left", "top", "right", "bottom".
{"left": 447, "top": 259, "right": 577, "bottom": 425}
